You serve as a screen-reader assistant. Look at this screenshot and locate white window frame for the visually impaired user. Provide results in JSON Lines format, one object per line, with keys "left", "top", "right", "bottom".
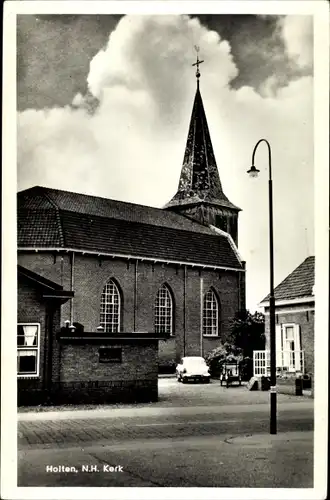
{"left": 203, "top": 289, "right": 219, "bottom": 337}
{"left": 100, "top": 280, "right": 121, "bottom": 333}
{"left": 17, "top": 323, "right": 40, "bottom": 378}
{"left": 154, "top": 284, "right": 173, "bottom": 335}
{"left": 278, "top": 322, "right": 302, "bottom": 372}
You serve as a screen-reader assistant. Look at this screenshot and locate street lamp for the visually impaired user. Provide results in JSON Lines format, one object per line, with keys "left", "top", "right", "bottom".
{"left": 247, "top": 138, "right": 277, "bottom": 435}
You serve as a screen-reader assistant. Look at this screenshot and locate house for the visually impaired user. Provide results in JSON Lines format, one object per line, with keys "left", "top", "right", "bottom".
{"left": 254, "top": 256, "right": 315, "bottom": 379}
{"left": 17, "top": 265, "right": 74, "bottom": 405}
{"left": 17, "top": 73, "right": 246, "bottom": 403}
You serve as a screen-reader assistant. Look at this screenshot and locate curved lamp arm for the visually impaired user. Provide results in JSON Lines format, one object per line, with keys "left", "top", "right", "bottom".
{"left": 251, "top": 139, "right": 272, "bottom": 181}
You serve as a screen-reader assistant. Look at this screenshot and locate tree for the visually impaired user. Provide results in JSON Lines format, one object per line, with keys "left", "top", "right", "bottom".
{"left": 204, "top": 342, "right": 243, "bottom": 378}
{"left": 227, "top": 310, "right": 265, "bottom": 359}
{"left": 205, "top": 310, "right": 265, "bottom": 379}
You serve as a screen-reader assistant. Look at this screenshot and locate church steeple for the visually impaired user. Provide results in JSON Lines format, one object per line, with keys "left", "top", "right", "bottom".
{"left": 165, "top": 49, "right": 241, "bottom": 245}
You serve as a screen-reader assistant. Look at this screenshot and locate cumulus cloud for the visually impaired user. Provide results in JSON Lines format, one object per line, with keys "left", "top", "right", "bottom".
{"left": 17, "top": 14, "right": 314, "bottom": 309}
{"left": 279, "top": 15, "right": 313, "bottom": 69}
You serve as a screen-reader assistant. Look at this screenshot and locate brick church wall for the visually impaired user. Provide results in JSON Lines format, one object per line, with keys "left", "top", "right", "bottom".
{"left": 18, "top": 251, "right": 243, "bottom": 365}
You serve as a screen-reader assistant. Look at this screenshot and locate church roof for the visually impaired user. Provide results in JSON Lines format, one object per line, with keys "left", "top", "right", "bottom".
{"left": 17, "top": 186, "right": 243, "bottom": 270}
{"left": 261, "top": 256, "right": 315, "bottom": 304}
{"left": 165, "top": 87, "right": 240, "bottom": 211}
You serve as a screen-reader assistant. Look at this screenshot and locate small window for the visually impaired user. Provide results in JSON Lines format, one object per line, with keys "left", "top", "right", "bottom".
{"left": 284, "top": 325, "right": 294, "bottom": 341}
{"left": 17, "top": 324, "right": 40, "bottom": 378}
{"left": 99, "top": 347, "right": 122, "bottom": 363}
{"left": 215, "top": 214, "right": 228, "bottom": 233}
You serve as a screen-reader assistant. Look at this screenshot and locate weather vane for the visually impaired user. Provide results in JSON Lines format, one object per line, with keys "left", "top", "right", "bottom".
{"left": 192, "top": 45, "right": 204, "bottom": 83}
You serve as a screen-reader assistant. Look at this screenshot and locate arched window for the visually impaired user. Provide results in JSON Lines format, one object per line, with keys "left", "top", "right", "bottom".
{"left": 100, "top": 279, "right": 121, "bottom": 332}
{"left": 203, "top": 289, "right": 219, "bottom": 336}
{"left": 154, "top": 284, "right": 173, "bottom": 334}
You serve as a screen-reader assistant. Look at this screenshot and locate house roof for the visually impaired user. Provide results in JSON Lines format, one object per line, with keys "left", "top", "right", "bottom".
{"left": 18, "top": 265, "right": 74, "bottom": 300}
{"left": 261, "top": 256, "right": 315, "bottom": 304}
{"left": 17, "top": 186, "right": 243, "bottom": 270}
{"left": 164, "top": 86, "right": 240, "bottom": 212}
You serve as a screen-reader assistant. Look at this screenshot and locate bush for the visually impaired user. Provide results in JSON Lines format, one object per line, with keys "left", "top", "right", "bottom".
{"left": 158, "top": 359, "right": 176, "bottom": 374}
{"left": 205, "top": 344, "right": 243, "bottom": 378}
{"left": 239, "top": 357, "right": 253, "bottom": 381}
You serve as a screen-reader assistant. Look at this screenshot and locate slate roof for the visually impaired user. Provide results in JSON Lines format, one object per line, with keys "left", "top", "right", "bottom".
{"left": 261, "top": 256, "right": 315, "bottom": 303}
{"left": 17, "top": 186, "right": 243, "bottom": 270}
{"left": 165, "top": 86, "right": 240, "bottom": 211}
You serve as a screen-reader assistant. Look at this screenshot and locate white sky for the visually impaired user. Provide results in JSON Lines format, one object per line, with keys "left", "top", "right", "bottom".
{"left": 16, "top": 12, "right": 315, "bottom": 311}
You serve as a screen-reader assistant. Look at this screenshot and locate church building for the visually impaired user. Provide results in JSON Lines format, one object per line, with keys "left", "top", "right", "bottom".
{"left": 17, "top": 62, "right": 246, "bottom": 403}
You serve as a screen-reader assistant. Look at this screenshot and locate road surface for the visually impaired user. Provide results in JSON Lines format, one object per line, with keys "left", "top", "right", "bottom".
{"left": 18, "top": 380, "right": 314, "bottom": 487}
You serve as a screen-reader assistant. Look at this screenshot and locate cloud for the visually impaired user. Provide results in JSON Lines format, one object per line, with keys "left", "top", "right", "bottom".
{"left": 279, "top": 15, "right": 313, "bottom": 69}
{"left": 17, "top": 14, "right": 313, "bottom": 310}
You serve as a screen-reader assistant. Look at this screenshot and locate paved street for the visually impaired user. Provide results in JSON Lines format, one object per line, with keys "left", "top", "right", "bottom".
{"left": 18, "top": 378, "right": 314, "bottom": 487}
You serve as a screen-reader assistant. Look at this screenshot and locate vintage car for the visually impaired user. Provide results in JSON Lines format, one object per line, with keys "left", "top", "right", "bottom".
{"left": 220, "top": 362, "right": 242, "bottom": 387}
{"left": 176, "top": 356, "right": 211, "bottom": 383}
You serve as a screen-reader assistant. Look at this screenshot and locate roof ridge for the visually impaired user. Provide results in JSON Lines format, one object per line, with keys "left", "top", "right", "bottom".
{"left": 260, "top": 255, "right": 315, "bottom": 303}
{"left": 59, "top": 208, "right": 232, "bottom": 241}
{"left": 40, "top": 186, "right": 171, "bottom": 212}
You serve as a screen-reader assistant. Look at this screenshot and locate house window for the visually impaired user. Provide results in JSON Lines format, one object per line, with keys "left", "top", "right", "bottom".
{"left": 17, "top": 324, "right": 40, "bottom": 378}
{"left": 275, "top": 323, "right": 302, "bottom": 372}
{"left": 154, "top": 284, "right": 173, "bottom": 334}
{"left": 100, "top": 280, "right": 121, "bottom": 333}
{"left": 203, "top": 289, "right": 219, "bottom": 336}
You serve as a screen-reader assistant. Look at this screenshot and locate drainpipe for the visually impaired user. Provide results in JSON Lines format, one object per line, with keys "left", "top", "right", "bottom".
{"left": 183, "top": 265, "right": 187, "bottom": 356}
{"left": 70, "top": 252, "right": 75, "bottom": 324}
{"left": 46, "top": 305, "right": 54, "bottom": 399}
{"left": 200, "top": 272, "right": 204, "bottom": 357}
{"left": 60, "top": 256, "right": 64, "bottom": 287}
{"left": 134, "top": 259, "right": 138, "bottom": 331}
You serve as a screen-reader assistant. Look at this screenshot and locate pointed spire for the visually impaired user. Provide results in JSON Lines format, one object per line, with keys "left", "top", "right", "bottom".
{"left": 165, "top": 67, "right": 239, "bottom": 211}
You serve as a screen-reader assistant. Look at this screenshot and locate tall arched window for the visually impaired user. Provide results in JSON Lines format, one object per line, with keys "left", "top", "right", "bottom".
{"left": 154, "top": 284, "right": 173, "bottom": 334}
{"left": 100, "top": 279, "right": 121, "bottom": 332}
{"left": 203, "top": 289, "right": 219, "bottom": 336}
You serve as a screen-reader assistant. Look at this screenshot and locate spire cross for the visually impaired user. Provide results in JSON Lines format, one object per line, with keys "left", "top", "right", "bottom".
{"left": 192, "top": 46, "right": 204, "bottom": 80}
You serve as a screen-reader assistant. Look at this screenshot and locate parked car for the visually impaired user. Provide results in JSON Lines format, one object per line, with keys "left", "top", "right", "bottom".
{"left": 176, "top": 356, "right": 211, "bottom": 383}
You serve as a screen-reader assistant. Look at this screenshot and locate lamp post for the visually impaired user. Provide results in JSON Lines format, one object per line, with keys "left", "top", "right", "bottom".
{"left": 247, "top": 138, "right": 277, "bottom": 435}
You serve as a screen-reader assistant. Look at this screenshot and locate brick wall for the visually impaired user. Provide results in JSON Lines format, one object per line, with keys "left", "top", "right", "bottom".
{"left": 18, "top": 251, "right": 243, "bottom": 364}
{"left": 264, "top": 303, "right": 314, "bottom": 375}
{"left": 17, "top": 275, "right": 63, "bottom": 405}
{"left": 18, "top": 277, "right": 47, "bottom": 401}
{"left": 56, "top": 342, "right": 158, "bottom": 403}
